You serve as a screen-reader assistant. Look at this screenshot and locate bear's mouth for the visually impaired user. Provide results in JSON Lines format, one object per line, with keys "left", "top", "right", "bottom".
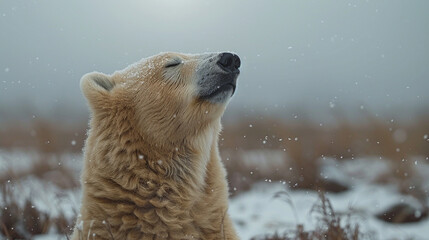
{"left": 199, "top": 71, "right": 238, "bottom": 102}
{"left": 201, "top": 83, "right": 236, "bottom": 100}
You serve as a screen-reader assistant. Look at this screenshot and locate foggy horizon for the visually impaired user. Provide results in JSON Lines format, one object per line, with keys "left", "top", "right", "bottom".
{"left": 1, "top": 0, "right": 428, "bottom": 122}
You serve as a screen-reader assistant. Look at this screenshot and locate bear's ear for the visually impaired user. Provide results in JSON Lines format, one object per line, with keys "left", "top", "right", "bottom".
{"left": 80, "top": 72, "right": 115, "bottom": 110}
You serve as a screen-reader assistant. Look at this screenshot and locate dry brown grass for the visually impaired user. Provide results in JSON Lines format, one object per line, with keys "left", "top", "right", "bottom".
{"left": 0, "top": 154, "right": 79, "bottom": 190}
{"left": 2, "top": 113, "right": 428, "bottom": 158}
{"left": 0, "top": 152, "right": 79, "bottom": 239}
{"left": 0, "top": 183, "right": 75, "bottom": 239}
{"left": 1, "top": 113, "right": 428, "bottom": 197}
{"left": 253, "top": 192, "right": 374, "bottom": 240}
{"left": 221, "top": 113, "right": 429, "bottom": 198}
{"left": 0, "top": 119, "right": 87, "bottom": 154}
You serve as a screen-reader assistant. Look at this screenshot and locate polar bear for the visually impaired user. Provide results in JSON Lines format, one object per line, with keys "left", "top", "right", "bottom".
{"left": 72, "top": 52, "right": 241, "bottom": 240}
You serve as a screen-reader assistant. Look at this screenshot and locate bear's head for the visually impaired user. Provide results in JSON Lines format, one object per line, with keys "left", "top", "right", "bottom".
{"left": 80, "top": 52, "right": 240, "bottom": 146}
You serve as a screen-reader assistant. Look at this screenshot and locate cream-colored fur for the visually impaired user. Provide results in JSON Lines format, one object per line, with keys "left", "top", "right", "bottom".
{"left": 72, "top": 52, "right": 239, "bottom": 240}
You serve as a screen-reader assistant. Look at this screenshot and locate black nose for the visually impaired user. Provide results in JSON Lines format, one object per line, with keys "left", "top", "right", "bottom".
{"left": 217, "top": 52, "right": 240, "bottom": 73}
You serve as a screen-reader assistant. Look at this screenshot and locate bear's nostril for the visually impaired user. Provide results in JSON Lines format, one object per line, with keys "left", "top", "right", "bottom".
{"left": 217, "top": 53, "right": 233, "bottom": 68}
{"left": 217, "top": 52, "right": 240, "bottom": 73}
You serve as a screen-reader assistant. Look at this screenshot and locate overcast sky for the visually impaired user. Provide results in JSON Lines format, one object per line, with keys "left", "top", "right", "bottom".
{"left": 1, "top": 0, "right": 428, "bottom": 121}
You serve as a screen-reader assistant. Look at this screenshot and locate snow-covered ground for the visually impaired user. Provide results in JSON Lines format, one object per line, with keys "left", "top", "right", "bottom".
{"left": 230, "top": 157, "right": 429, "bottom": 240}
{"left": 1, "top": 150, "right": 428, "bottom": 240}
{"left": 230, "top": 183, "right": 429, "bottom": 240}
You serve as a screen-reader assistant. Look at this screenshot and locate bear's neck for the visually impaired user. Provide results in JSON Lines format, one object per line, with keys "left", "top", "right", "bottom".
{"left": 136, "top": 120, "right": 219, "bottom": 189}
{"left": 86, "top": 112, "right": 221, "bottom": 194}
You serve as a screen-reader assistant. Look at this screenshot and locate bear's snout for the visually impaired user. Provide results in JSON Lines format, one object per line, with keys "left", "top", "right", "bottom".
{"left": 196, "top": 52, "right": 241, "bottom": 103}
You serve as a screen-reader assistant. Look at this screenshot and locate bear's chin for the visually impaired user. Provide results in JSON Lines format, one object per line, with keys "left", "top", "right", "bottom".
{"left": 200, "top": 84, "right": 235, "bottom": 103}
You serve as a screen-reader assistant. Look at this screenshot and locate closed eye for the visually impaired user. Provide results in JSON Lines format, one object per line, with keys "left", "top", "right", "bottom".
{"left": 165, "top": 58, "right": 182, "bottom": 68}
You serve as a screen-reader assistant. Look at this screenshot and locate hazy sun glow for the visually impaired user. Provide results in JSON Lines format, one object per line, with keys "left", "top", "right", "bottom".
{"left": 141, "top": 0, "right": 202, "bottom": 20}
